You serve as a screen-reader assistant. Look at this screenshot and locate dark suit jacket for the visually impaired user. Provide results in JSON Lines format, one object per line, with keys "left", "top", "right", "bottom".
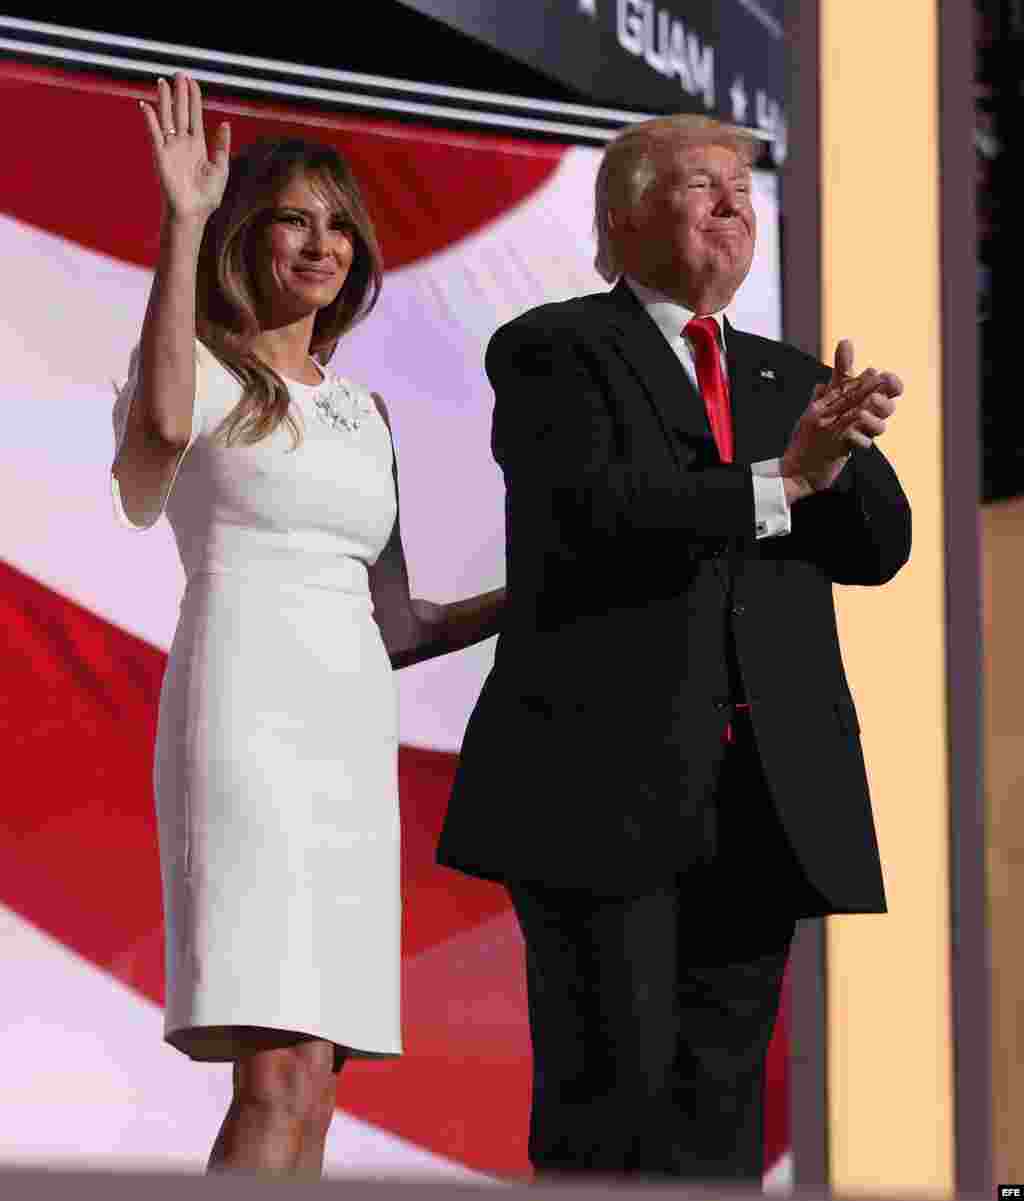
{"left": 437, "top": 281, "right": 911, "bottom": 910}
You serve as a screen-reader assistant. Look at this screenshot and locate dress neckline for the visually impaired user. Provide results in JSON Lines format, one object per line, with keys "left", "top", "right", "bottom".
{"left": 280, "top": 357, "right": 328, "bottom": 390}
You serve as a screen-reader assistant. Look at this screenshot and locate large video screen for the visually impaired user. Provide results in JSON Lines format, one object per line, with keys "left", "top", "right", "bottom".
{"left": 0, "top": 57, "right": 788, "bottom": 1182}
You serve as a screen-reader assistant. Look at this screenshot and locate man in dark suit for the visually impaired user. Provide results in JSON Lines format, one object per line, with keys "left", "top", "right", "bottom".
{"left": 437, "top": 115, "right": 910, "bottom": 1182}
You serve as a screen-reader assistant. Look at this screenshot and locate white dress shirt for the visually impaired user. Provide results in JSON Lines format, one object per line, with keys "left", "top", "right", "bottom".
{"left": 624, "top": 277, "right": 790, "bottom": 540}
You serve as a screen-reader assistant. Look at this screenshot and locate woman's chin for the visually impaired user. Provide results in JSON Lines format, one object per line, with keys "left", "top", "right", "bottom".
{"left": 267, "top": 287, "right": 340, "bottom": 322}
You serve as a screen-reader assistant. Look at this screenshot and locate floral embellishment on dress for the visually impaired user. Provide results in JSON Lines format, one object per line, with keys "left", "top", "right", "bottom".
{"left": 311, "top": 374, "right": 370, "bottom": 433}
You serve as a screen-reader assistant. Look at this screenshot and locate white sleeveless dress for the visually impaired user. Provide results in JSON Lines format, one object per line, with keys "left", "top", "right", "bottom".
{"left": 111, "top": 340, "right": 401, "bottom": 1061}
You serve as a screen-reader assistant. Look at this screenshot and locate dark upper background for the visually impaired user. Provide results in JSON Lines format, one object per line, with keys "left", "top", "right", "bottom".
{"left": 0, "top": 1, "right": 787, "bottom": 133}
{"left": 0, "top": 2, "right": 594, "bottom": 104}
{"left": 974, "top": 0, "right": 1022, "bottom": 503}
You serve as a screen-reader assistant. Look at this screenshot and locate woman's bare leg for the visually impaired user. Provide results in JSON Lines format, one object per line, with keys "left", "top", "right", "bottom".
{"left": 207, "top": 1037, "right": 336, "bottom": 1176}
{"left": 293, "top": 1059, "right": 344, "bottom": 1179}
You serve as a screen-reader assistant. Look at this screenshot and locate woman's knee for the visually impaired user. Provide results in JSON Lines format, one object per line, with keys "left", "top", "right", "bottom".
{"left": 234, "top": 1040, "right": 336, "bottom": 1128}
{"left": 307, "top": 1070, "right": 339, "bottom": 1142}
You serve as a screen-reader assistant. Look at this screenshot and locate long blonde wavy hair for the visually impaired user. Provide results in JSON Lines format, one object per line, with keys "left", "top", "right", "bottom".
{"left": 196, "top": 138, "right": 383, "bottom": 448}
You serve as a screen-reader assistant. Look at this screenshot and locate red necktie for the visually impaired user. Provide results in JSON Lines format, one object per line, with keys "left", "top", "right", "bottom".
{"left": 685, "top": 317, "right": 747, "bottom": 742}
{"left": 685, "top": 316, "right": 733, "bottom": 463}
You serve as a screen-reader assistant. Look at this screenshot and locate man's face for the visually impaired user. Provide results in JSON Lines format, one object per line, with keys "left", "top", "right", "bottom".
{"left": 624, "top": 141, "right": 756, "bottom": 310}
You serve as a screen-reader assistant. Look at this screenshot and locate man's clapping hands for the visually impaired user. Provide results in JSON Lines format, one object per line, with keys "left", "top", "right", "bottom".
{"left": 781, "top": 339, "right": 902, "bottom": 499}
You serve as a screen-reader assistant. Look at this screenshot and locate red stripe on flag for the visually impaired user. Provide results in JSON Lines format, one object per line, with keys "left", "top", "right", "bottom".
{"left": 0, "top": 62, "right": 564, "bottom": 274}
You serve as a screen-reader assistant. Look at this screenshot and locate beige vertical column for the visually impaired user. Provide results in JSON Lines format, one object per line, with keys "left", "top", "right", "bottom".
{"left": 818, "top": 2, "right": 953, "bottom": 1196}
{"left": 983, "top": 498, "right": 1024, "bottom": 1181}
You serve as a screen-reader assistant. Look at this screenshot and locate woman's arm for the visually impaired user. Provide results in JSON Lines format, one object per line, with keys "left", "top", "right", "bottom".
{"left": 368, "top": 512, "right": 506, "bottom": 670}
{"left": 368, "top": 395, "right": 506, "bottom": 669}
{"left": 392, "top": 589, "right": 506, "bottom": 669}
{"left": 112, "top": 74, "right": 229, "bottom": 526}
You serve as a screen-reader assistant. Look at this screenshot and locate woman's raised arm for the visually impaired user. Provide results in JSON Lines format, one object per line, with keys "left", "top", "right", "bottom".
{"left": 112, "top": 74, "right": 229, "bottom": 525}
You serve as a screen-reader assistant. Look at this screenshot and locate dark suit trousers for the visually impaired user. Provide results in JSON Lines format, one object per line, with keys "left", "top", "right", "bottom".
{"left": 507, "top": 713, "right": 823, "bottom": 1181}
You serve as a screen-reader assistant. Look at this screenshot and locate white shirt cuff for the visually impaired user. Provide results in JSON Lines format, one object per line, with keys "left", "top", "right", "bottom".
{"left": 751, "top": 458, "right": 791, "bottom": 539}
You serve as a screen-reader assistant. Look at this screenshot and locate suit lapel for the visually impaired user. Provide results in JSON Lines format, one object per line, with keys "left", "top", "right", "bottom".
{"left": 725, "top": 321, "right": 796, "bottom": 464}
{"left": 598, "top": 281, "right": 711, "bottom": 464}
{"left": 595, "top": 287, "right": 803, "bottom": 466}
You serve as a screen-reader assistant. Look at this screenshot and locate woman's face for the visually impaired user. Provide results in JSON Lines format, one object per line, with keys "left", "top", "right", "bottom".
{"left": 253, "top": 171, "right": 355, "bottom": 322}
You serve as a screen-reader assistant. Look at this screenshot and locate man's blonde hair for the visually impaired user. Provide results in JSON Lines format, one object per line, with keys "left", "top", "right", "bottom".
{"left": 593, "top": 115, "right": 762, "bottom": 283}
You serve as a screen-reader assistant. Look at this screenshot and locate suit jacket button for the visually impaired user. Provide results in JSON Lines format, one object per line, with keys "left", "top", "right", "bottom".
{"left": 731, "top": 603, "right": 746, "bottom": 616}
{"left": 713, "top": 698, "right": 729, "bottom": 711}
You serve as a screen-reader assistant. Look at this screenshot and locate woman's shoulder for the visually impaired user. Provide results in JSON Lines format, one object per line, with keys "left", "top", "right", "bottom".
{"left": 193, "top": 338, "right": 248, "bottom": 428}
{"left": 195, "top": 337, "right": 242, "bottom": 391}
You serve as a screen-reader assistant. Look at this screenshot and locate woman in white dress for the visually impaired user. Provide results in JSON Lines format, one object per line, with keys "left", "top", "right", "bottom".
{"left": 111, "top": 73, "right": 504, "bottom": 1178}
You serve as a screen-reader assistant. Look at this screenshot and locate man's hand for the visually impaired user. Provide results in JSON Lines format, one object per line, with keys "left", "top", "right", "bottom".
{"left": 781, "top": 340, "right": 902, "bottom": 500}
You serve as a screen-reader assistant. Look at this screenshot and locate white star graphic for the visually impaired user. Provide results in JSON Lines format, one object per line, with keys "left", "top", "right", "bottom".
{"left": 578, "top": 0, "right": 597, "bottom": 15}
{"left": 730, "top": 77, "right": 749, "bottom": 124}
